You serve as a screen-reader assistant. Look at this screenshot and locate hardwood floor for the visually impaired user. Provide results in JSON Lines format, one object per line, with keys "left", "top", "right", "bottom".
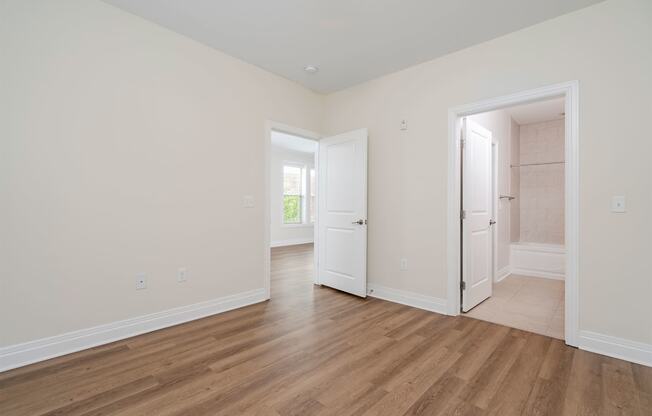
{"left": 1, "top": 243, "right": 650, "bottom": 415}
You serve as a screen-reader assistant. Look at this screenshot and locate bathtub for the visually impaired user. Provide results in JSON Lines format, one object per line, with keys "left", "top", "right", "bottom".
{"left": 510, "top": 242, "right": 565, "bottom": 280}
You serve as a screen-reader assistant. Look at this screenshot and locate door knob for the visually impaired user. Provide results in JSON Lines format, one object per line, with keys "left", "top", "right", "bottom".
{"left": 352, "top": 219, "right": 366, "bottom": 225}
{"left": 489, "top": 219, "right": 496, "bottom": 226}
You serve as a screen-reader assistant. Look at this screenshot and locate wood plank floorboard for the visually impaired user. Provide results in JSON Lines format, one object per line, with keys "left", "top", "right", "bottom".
{"left": 1, "top": 243, "right": 650, "bottom": 415}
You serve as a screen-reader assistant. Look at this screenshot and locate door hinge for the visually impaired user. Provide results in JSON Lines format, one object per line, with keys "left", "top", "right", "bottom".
{"left": 461, "top": 281, "right": 466, "bottom": 291}
{"left": 461, "top": 209, "right": 466, "bottom": 220}
{"left": 460, "top": 139, "right": 465, "bottom": 149}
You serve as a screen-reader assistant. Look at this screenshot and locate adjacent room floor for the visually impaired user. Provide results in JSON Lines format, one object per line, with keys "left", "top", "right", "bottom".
{"left": 1, "top": 244, "right": 650, "bottom": 415}
{"left": 464, "top": 275, "right": 565, "bottom": 339}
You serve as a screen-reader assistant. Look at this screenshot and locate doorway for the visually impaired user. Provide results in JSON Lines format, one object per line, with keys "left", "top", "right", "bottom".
{"left": 462, "top": 97, "right": 566, "bottom": 339}
{"left": 269, "top": 130, "right": 318, "bottom": 249}
{"left": 265, "top": 122, "right": 320, "bottom": 300}
{"left": 264, "top": 122, "right": 369, "bottom": 300}
{"left": 447, "top": 82, "right": 579, "bottom": 346}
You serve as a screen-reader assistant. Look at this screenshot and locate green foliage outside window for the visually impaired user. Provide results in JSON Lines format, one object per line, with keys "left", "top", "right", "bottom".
{"left": 284, "top": 195, "right": 301, "bottom": 223}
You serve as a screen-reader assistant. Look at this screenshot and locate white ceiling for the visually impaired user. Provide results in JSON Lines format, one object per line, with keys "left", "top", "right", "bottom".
{"left": 271, "top": 131, "right": 317, "bottom": 154}
{"left": 507, "top": 97, "right": 565, "bottom": 125}
{"left": 103, "top": 0, "right": 603, "bottom": 93}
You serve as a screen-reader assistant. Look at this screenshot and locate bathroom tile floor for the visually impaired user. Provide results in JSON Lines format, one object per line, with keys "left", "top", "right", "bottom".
{"left": 464, "top": 274, "right": 564, "bottom": 339}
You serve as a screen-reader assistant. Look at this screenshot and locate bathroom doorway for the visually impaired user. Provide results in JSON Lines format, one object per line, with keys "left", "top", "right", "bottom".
{"left": 447, "top": 82, "right": 579, "bottom": 346}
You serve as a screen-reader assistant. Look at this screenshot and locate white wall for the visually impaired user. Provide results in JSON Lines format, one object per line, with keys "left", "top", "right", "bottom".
{"left": 518, "top": 119, "right": 565, "bottom": 244}
{"left": 323, "top": 0, "right": 652, "bottom": 345}
{"left": 467, "top": 110, "right": 513, "bottom": 274}
{"left": 270, "top": 146, "right": 315, "bottom": 246}
{"left": 0, "top": 0, "right": 323, "bottom": 347}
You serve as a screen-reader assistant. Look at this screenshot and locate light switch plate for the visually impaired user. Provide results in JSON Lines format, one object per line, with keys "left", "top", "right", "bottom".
{"left": 136, "top": 273, "right": 147, "bottom": 290}
{"left": 611, "top": 196, "right": 626, "bottom": 213}
{"left": 243, "top": 195, "right": 255, "bottom": 208}
{"left": 177, "top": 267, "right": 187, "bottom": 282}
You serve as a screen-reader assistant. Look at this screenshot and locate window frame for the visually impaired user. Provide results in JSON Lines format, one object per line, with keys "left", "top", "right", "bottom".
{"left": 309, "top": 168, "right": 316, "bottom": 224}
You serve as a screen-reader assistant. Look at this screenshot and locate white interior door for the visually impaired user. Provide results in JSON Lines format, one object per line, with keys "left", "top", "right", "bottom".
{"left": 318, "top": 129, "right": 368, "bottom": 297}
{"left": 462, "top": 118, "right": 494, "bottom": 312}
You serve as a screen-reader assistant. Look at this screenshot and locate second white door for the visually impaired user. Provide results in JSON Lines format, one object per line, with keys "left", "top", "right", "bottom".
{"left": 462, "top": 118, "right": 494, "bottom": 312}
{"left": 317, "top": 129, "right": 368, "bottom": 297}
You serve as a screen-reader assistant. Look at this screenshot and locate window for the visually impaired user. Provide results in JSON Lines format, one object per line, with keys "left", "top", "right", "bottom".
{"left": 282, "top": 163, "right": 315, "bottom": 225}
{"left": 283, "top": 165, "right": 304, "bottom": 224}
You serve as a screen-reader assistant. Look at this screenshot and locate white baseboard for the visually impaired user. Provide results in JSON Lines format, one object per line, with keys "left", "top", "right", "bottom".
{"left": 0, "top": 288, "right": 267, "bottom": 373}
{"left": 270, "top": 237, "right": 314, "bottom": 247}
{"left": 510, "top": 268, "right": 565, "bottom": 280}
{"left": 496, "top": 266, "right": 511, "bottom": 282}
{"left": 579, "top": 331, "right": 652, "bottom": 367}
{"left": 367, "top": 284, "right": 447, "bottom": 315}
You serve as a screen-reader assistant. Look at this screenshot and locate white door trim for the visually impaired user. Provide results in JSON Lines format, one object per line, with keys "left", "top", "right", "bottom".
{"left": 446, "top": 81, "right": 580, "bottom": 347}
{"left": 491, "top": 141, "right": 498, "bottom": 286}
{"left": 264, "top": 121, "right": 321, "bottom": 300}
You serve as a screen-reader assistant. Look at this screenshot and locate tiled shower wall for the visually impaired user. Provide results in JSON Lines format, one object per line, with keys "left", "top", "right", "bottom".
{"left": 518, "top": 119, "right": 565, "bottom": 244}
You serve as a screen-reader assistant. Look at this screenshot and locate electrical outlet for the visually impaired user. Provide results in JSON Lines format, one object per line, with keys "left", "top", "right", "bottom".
{"left": 177, "top": 267, "right": 188, "bottom": 282}
{"left": 136, "top": 273, "right": 147, "bottom": 290}
{"left": 400, "top": 119, "right": 407, "bottom": 131}
{"left": 400, "top": 258, "right": 408, "bottom": 271}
